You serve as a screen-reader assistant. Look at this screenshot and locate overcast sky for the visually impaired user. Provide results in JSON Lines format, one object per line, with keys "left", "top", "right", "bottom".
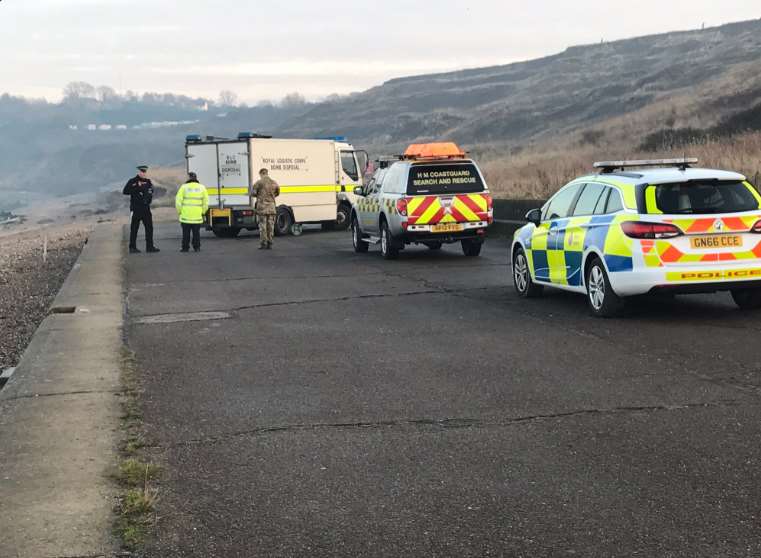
{"left": 1, "top": 1, "right": 759, "bottom": 103}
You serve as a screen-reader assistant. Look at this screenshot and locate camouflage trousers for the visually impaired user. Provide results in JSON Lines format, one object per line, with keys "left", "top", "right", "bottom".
{"left": 258, "top": 213, "right": 275, "bottom": 246}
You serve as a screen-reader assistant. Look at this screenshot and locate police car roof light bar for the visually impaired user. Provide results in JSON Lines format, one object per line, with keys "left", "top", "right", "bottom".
{"left": 594, "top": 158, "right": 699, "bottom": 173}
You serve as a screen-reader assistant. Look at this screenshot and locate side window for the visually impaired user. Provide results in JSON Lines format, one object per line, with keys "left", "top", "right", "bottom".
{"left": 605, "top": 188, "right": 624, "bottom": 213}
{"left": 382, "top": 164, "right": 403, "bottom": 194}
{"left": 542, "top": 183, "right": 583, "bottom": 221}
{"left": 363, "top": 178, "right": 377, "bottom": 196}
{"left": 593, "top": 188, "right": 610, "bottom": 215}
{"left": 572, "top": 183, "right": 606, "bottom": 216}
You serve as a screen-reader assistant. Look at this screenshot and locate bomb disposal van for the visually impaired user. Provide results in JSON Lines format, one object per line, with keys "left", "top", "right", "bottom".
{"left": 351, "top": 143, "right": 493, "bottom": 259}
{"left": 186, "top": 133, "right": 367, "bottom": 237}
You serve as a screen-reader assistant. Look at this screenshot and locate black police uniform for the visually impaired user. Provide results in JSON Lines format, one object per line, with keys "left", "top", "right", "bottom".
{"left": 123, "top": 174, "right": 157, "bottom": 252}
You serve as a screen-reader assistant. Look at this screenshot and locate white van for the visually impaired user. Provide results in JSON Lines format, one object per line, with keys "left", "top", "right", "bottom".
{"left": 185, "top": 133, "right": 367, "bottom": 237}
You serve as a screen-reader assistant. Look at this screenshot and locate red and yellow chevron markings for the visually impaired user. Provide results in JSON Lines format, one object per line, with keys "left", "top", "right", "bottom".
{"left": 407, "top": 194, "right": 491, "bottom": 225}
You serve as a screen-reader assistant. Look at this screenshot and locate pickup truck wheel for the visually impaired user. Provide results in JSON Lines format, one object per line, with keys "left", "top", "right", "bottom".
{"left": 731, "top": 288, "right": 761, "bottom": 310}
{"left": 275, "top": 207, "right": 293, "bottom": 237}
{"left": 461, "top": 239, "right": 482, "bottom": 257}
{"left": 352, "top": 216, "right": 369, "bottom": 253}
{"left": 380, "top": 221, "right": 399, "bottom": 260}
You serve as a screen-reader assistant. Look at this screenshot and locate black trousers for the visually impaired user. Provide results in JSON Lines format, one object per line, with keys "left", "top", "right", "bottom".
{"left": 129, "top": 208, "right": 154, "bottom": 249}
{"left": 181, "top": 223, "right": 201, "bottom": 250}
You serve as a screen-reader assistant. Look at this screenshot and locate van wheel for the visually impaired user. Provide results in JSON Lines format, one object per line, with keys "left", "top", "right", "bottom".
{"left": 352, "top": 216, "right": 368, "bottom": 253}
{"left": 335, "top": 203, "right": 351, "bottom": 231}
{"left": 275, "top": 207, "right": 293, "bottom": 236}
{"left": 425, "top": 242, "right": 442, "bottom": 250}
{"left": 380, "top": 221, "right": 399, "bottom": 260}
{"left": 585, "top": 257, "right": 624, "bottom": 317}
{"left": 513, "top": 247, "right": 543, "bottom": 298}
{"left": 731, "top": 288, "right": 761, "bottom": 310}
{"left": 461, "top": 239, "right": 482, "bottom": 257}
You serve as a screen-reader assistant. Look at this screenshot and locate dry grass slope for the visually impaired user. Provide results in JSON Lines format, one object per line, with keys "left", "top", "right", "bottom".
{"left": 481, "top": 132, "right": 761, "bottom": 200}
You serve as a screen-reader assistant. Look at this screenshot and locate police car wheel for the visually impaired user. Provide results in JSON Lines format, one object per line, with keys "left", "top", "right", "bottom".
{"left": 731, "top": 288, "right": 761, "bottom": 310}
{"left": 380, "top": 221, "right": 399, "bottom": 260}
{"left": 352, "top": 216, "right": 369, "bottom": 253}
{"left": 513, "top": 248, "right": 543, "bottom": 298}
{"left": 585, "top": 258, "right": 624, "bottom": 318}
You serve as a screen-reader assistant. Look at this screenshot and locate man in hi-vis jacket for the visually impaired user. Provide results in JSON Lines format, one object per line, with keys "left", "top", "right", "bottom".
{"left": 175, "top": 172, "right": 209, "bottom": 252}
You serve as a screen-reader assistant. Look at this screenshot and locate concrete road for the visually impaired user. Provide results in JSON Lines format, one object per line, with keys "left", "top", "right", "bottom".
{"left": 126, "top": 223, "right": 761, "bottom": 558}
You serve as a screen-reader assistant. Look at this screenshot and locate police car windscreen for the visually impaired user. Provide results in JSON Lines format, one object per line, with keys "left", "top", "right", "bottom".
{"left": 407, "top": 163, "right": 484, "bottom": 195}
{"left": 654, "top": 181, "right": 759, "bottom": 214}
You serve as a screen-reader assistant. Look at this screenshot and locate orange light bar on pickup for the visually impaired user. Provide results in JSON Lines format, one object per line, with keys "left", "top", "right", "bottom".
{"left": 403, "top": 142, "right": 466, "bottom": 159}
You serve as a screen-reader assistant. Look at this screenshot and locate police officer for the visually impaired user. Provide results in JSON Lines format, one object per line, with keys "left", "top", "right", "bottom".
{"left": 175, "top": 172, "right": 209, "bottom": 252}
{"left": 252, "top": 168, "right": 280, "bottom": 249}
{"left": 123, "top": 165, "right": 160, "bottom": 253}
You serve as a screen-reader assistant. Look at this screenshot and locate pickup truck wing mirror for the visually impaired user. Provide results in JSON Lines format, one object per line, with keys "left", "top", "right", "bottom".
{"left": 353, "top": 186, "right": 364, "bottom": 196}
{"left": 525, "top": 208, "right": 542, "bottom": 225}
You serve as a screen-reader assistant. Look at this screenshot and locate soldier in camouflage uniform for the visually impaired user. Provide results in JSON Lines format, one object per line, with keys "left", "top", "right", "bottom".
{"left": 252, "top": 168, "right": 281, "bottom": 249}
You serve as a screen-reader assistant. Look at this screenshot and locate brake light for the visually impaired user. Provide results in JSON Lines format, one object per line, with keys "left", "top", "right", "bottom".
{"left": 483, "top": 194, "right": 493, "bottom": 224}
{"left": 752, "top": 220, "right": 761, "bottom": 233}
{"left": 621, "top": 221, "right": 683, "bottom": 239}
{"left": 396, "top": 198, "right": 408, "bottom": 216}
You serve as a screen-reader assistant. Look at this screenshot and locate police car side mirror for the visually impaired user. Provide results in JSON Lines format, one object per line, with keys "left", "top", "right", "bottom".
{"left": 525, "top": 208, "right": 542, "bottom": 225}
{"left": 353, "top": 186, "right": 364, "bottom": 196}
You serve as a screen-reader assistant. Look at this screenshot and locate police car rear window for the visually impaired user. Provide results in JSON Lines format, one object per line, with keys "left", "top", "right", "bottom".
{"left": 407, "top": 163, "right": 484, "bottom": 195}
{"left": 652, "top": 181, "right": 759, "bottom": 214}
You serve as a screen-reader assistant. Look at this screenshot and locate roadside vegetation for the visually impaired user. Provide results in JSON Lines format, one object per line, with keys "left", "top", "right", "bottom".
{"left": 481, "top": 131, "right": 761, "bottom": 200}
{"left": 113, "top": 347, "right": 160, "bottom": 552}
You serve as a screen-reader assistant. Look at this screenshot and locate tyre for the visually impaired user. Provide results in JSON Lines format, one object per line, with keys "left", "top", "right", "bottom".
{"left": 275, "top": 207, "right": 293, "bottom": 236}
{"left": 731, "top": 288, "right": 761, "bottom": 310}
{"left": 380, "top": 220, "right": 400, "bottom": 260}
{"left": 585, "top": 257, "right": 625, "bottom": 317}
{"left": 461, "top": 239, "right": 482, "bottom": 257}
{"left": 352, "top": 216, "right": 368, "bottom": 253}
{"left": 513, "top": 247, "right": 543, "bottom": 298}
{"left": 335, "top": 203, "right": 351, "bottom": 231}
{"left": 425, "top": 242, "right": 442, "bottom": 250}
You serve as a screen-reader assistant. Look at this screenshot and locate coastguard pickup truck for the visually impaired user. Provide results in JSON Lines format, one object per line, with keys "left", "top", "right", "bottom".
{"left": 350, "top": 143, "right": 493, "bottom": 259}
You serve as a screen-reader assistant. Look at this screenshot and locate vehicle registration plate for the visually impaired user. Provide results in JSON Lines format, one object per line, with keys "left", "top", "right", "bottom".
{"left": 690, "top": 235, "right": 742, "bottom": 249}
{"left": 432, "top": 223, "right": 464, "bottom": 233}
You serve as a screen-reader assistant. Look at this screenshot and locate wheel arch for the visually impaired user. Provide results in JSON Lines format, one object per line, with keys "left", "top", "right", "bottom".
{"left": 582, "top": 249, "right": 608, "bottom": 287}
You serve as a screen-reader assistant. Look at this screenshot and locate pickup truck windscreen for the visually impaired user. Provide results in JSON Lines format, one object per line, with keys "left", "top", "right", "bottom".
{"left": 407, "top": 163, "right": 484, "bottom": 195}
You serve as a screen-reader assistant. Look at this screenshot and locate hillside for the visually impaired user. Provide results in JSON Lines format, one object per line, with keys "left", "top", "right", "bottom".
{"left": 280, "top": 19, "right": 761, "bottom": 149}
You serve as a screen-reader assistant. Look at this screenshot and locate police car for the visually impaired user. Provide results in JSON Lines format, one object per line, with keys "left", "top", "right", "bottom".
{"left": 351, "top": 143, "right": 493, "bottom": 259}
{"left": 511, "top": 159, "right": 761, "bottom": 316}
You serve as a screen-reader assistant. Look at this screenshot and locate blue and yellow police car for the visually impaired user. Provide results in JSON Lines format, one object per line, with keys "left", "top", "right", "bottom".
{"left": 511, "top": 159, "right": 761, "bottom": 316}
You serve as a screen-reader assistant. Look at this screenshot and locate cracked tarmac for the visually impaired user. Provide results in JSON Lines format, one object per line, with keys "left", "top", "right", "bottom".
{"left": 126, "top": 224, "right": 761, "bottom": 558}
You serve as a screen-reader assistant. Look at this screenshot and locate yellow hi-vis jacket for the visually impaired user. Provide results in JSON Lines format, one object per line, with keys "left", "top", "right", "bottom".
{"left": 175, "top": 181, "right": 209, "bottom": 224}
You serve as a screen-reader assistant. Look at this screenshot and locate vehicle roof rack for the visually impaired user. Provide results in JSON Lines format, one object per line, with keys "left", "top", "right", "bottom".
{"left": 594, "top": 158, "right": 698, "bottom": 173}
{"left": 376, "top": 155, "right": 402, "bottom": 169}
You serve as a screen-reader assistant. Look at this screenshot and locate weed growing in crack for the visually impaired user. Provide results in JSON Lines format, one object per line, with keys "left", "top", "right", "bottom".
{"left": 113, "top": 346, "right": 160, "bottom": 552}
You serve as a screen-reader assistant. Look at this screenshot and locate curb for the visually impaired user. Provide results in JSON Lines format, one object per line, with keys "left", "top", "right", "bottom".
{"left": 0, "top": 223, "right": 124, "bottom": 558}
